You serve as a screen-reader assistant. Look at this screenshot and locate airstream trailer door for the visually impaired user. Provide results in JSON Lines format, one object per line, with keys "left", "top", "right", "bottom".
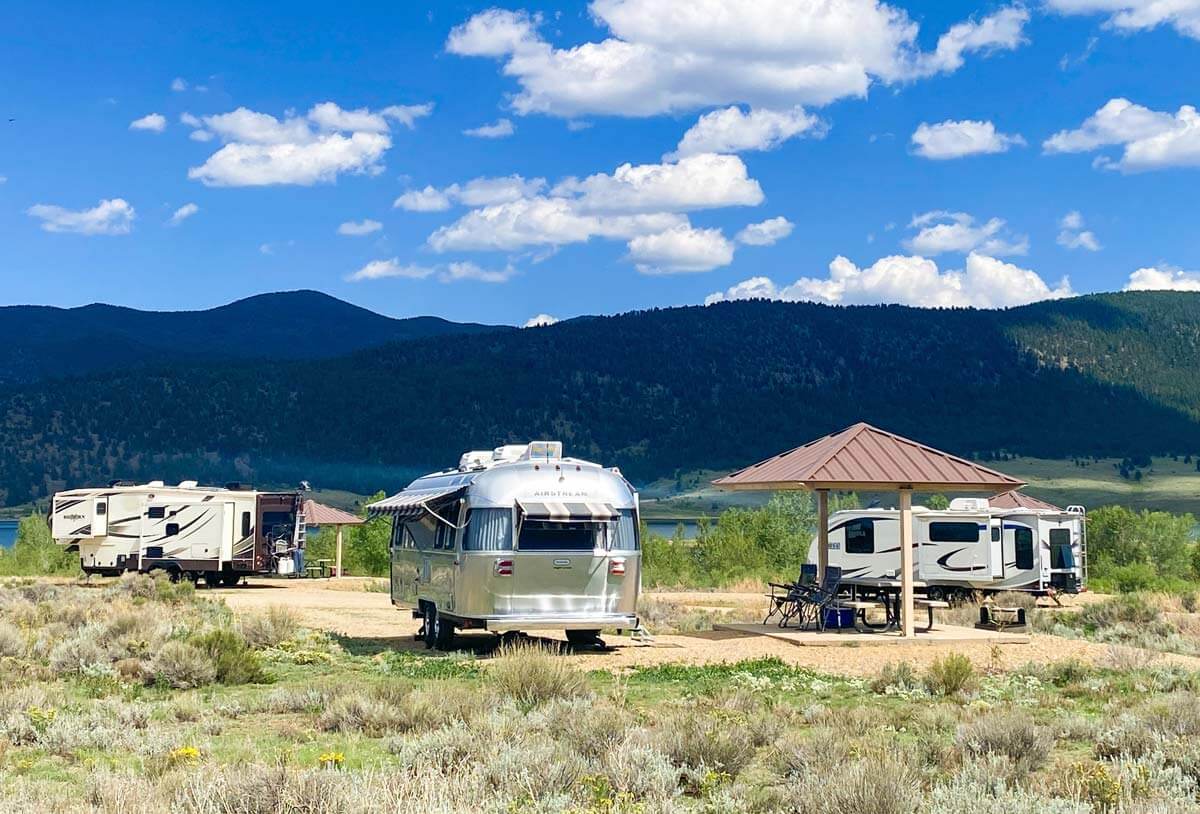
{"left": 509, "top": 518, "right": 609, "bottom": 615}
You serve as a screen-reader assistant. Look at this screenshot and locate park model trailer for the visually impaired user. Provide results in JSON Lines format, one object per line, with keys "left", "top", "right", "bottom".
{"left": 369, "top": 441, "right": 641, "bottom": 650}
{"left": 809, "top": 497, "right": 1086, "bottom": 599}
{"left": 51, "top": 481, "right": 303, "bottom": 585}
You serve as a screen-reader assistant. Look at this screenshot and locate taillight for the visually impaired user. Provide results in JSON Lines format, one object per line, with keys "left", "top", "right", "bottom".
{"left": 494, "top": 559, "right": 513, "bottom": 576}
{"left": 609, "top": 558, "right": 626, "bottom": 576}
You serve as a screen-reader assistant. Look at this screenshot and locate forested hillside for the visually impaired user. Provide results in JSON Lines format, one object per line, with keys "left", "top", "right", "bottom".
{"left": 0, "top": 290, "right": 505, "bottom": 383}
{"left": 1, "top": 291, "right": 1199, "bottom": 505}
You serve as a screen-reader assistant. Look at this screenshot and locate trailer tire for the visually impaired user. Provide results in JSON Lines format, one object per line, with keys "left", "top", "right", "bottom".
{"left": 422, "top": 605, "right": 436, "bottom": 649}
{"left": 433, "top": 613, "right": 456, "bottom": 651}
{"left": 566, "top": 629, "right": 603, "bottom": 648}
{"left": 221, "top": 571, "right": 241, "bottom": 587}
{"left": 204, "top": 571, "right": 223, "bottom": 589}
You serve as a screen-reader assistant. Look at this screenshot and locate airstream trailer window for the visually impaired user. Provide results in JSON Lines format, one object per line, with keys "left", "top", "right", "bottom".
{"left": 611, "top": 509, "right": 639, "bottom": 550}
{"left": 408, "top": 515, "right": 438, "bottom": 551}
{"left": 1049, "top": 529, "right": 1074, "bottom": 569}
{"left": 1014, "top": 527, "right": 1034, "bottom": 570}
{"left": 464, "top": 508, "right": 513, "bottom": 551}
{"left": 844, "top": 519, "right": 874, "bottom": 554}
{"left": 929, "top": 522, "right": 981, "bottom": 543}
{"left": 518, "top": 520, "right": 598, "bottom": 551}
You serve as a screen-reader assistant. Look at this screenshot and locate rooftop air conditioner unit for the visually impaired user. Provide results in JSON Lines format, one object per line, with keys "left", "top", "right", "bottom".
{"left": 949, "top": 497, "right": 990, "bottom": 512}
{"left": 178, "top": 480, "right": 199, "bottom": 489}
{"left": 459, "top": 451, "right": 492, "bottom": 471}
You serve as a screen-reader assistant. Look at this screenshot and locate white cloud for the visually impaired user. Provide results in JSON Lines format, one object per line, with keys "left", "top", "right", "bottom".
{"left": 1056, "top": 211, "right": 1101, "bottom": 251}
{"left": 1124, "top": 265, "right": 1200, "bottom": 291}
{"left": 189, "top": 130, "right": 214, "bottom": 142}
{"left": 27, "top": 198, "right": 135, "bottom": 235}
{"left": 130, "top": 113, "right": 167, "bottom": 133}
{"left": 1043, "top": 98, "right": 1200, "bottom": 171}
{"left": 1046, "top": 1, "right": 1200, "bottom": 41}
{"left": 706, "top": 251, "right": 1072, "bottom": 308}
{"left": 628, "top": 225, "right": 735, "bottom": 274}
{"left": 911, "top": 119, "right": 1025, "bottom": 159}
{"left": 736, "top": 216, "right": 794, "bottom": 246}
{"left": 441, "top": 260, "right": 516, "bottom": 283}
{"left": 554, "top": 153, "right": 763, "bottom": 213}
{"left": 187, "top": 101, "right": 431, "bottom": 187}
{"left": 427, "top": 195, "right": 686, "bottom": 252}
{"left": 347, "top": 258, "right": 514, "bottom": 283}
{"left": 395, "top": 185, "right": 453, "bottom": 212}
{"left": 464, "top": 118, "right": 515, "bottom": 138}
{"left": 906, "top": 211, "right": 1028, "bottom": 256}
{"left": 180, "top": 112, "right": 202, "bottom": 127}
{"left": 0, "top": 175, "right": 7, "bottom": 184}
{"left": 168, "top": 203, "right": 199, "bottom": 226}
{"left": 668, "top": 106, "right": 824, "bottom": 159}
{"left": 446, "top": 3, "right": 1028, "bottom": 118}
{"left": 523, "top": 313, "right": 559, "bottom": 327}
{"left": 348, "top": 259, "right": 435, "bottom": 281}
{"left": 338, "top": 219, "right": 383, "bottom": 236}
{"left": 171, "top": 78, "right": 188, "bottom": 92}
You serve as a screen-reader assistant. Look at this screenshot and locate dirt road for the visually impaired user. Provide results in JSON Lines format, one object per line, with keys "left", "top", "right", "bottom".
{"left": 211, "top": 578, "right": 1200, "bottom": 677}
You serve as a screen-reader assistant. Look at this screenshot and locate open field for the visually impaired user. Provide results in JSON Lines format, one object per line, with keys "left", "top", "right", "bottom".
{"left": 4, "top": 576, "right": 1200, "bottom": 812}
{"left": 639, "top": 456, "right": 1200, "bottom": 520}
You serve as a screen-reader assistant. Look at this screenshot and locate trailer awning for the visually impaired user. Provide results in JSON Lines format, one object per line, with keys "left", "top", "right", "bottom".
{"left": 367, "top": 486, "right": 466, "bottom": 519}
{"left": 518, "top": 499, "right": 618, "bottom": 521}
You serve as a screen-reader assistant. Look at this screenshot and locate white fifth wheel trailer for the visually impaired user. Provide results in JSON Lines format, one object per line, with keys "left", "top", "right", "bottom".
{"left": 51, "top": 481, "right": 303, "bottom": 586}
{"left": 808, "top": 497, "right": 1086, "bottom": 599}
{"left": 369, "top": 441, "right": 641, "bottom": 650}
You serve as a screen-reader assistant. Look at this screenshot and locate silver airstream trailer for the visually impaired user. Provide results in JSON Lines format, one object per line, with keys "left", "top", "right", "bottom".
{"left": 368, "top": 441, "right": 641, "bottom": 649}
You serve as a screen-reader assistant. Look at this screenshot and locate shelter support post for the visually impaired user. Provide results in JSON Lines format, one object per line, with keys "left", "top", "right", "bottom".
{"left": 335, "top": 526, "right": 344, "bottom": 579}
{"left": 899, "top": 488, "right": 914, "bottom": 637}
{"left": 817, "top": 489, "right": 829, "bottom": 581}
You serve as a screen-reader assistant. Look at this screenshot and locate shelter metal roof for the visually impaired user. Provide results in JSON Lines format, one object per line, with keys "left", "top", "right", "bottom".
{"left": 713, "top": 422, "right": 1025, "bottom": 492}
{"left": 302, "top": 499, "right": 365, "bottom": 526}
{"left": 988, "top": 490, "right": 1061, "bottom": 511}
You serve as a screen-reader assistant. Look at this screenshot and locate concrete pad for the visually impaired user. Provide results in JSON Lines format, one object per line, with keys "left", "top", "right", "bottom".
{"left": 713, "top": 622, "right": 1030, "bottom": 647}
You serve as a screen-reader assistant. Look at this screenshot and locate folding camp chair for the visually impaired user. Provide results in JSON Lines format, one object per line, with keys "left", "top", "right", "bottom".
{"left": 764, "top": 563, "right": 817, "bottom": 625}
{"left": 798, "top": 565, "right": 845, "bottom": 631}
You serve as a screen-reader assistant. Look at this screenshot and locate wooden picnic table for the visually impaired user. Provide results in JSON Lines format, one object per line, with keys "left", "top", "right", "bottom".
{"left": 840, "top": 577, "right": 930, "bottom": 631}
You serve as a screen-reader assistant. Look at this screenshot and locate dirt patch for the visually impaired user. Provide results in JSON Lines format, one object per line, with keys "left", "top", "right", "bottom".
{"left": 208, "top": 579, "right": 1200, "bottom": 677}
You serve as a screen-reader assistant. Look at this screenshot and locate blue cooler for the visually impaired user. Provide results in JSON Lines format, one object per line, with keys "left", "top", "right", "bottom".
{"left": 823, "top": 607, "right": 855, "bottom": 629}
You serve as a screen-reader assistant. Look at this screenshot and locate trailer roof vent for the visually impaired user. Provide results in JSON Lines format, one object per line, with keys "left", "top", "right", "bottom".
{"left": 522, "top": 441, "right": 563, "bottom": 461}
{"left": 459, "top": 451, "right": 492, "bottom": 471}
{"left": 178, "top": 480, "right": 199, "bottom": 489}
{"left": 949, "top": 497, "right": 990, "bottom": 512}
{"left": 492, "top": 444, "right": 528, "bottom": 464}
{"left": 147, "top": 480, "right": 165, "bottom": 488}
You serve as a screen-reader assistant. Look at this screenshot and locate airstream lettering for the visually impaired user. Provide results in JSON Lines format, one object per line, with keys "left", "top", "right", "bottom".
{"left": 369, "top": 441, "right": 641, "bottom": 650}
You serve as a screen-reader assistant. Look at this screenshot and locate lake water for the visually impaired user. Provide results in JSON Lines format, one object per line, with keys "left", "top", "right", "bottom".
{"left": 0, "top": 519, "right": 18, "bottom": 549}
{"left": 645, "top": 519, "right": 705, "bottom": 540}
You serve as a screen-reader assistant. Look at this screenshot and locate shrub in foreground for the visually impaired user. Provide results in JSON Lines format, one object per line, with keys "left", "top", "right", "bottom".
{"left": 956, "top": 711, "right": 1051, "bottom": 777}
{"left": 925, "top": 653, "right": 976, "bottom": 697}
{"left": 191, "top": 629, "right": 268, "bottom": 685}
{"left": 487, "top": 640, "right": 589, "bottom": 708}
{"left": 151, "top": 641, "right": 216, "bottom": 689}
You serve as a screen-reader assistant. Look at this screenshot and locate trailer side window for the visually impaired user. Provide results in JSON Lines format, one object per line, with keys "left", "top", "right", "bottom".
{"left": 165, "top": 523, "right": 180, "bottom": 537}
{"left": 1013, "top": 527, "right": 1034, "bottom": 570}
{"left": 929, "top": 522, "right": 981, "bottom": 543}
{"left": 148, "top": 506, "right": 166, "bottom": 519}
{"left": 95, "top": 502, "right": 107, "bottom": 516}
{"left": 241, "top": 512, "right": 252, "bottom": 539}
{"left": 991, "top": 526, "right": 1000, "bottom": 543}
{"left": 843, "top": 519, "right": 874, "bottom": 554}
{"left": 464, "top": 508, "right": 513, "bottom": 551}
{"left": 611, "top": 509, "right": 639, "bottom": 551}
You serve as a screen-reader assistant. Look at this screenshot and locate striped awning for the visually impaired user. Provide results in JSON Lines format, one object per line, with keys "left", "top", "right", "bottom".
{"left": 518, "top": 499, "right": 618, "bottom": 521}
{"left": 367, "top": 486, "right": 465, "bottom": 519}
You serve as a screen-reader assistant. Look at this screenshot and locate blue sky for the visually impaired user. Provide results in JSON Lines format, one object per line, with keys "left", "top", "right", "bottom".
{"left": 3, "top": 1, "right": 1200, "bottom": 326}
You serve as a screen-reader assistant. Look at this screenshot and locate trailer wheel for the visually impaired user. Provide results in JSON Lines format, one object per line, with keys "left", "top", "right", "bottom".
{"left": 566, "top": 629, "right": 603, "bottom": 648}
{"left": 422, "top": 605, "right": 436, "bottom": 649}
{"left": 433, "top": 613, "right": 456, "bottom": 651}
{"left": 203, "top": 571, "right": 223, "bottom": 589}
{"left": 221, "top": 571, "right": 241, "bottom": 587}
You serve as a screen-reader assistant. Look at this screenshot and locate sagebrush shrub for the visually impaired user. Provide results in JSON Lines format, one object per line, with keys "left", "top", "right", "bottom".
{"left": 0, "top": 620, "right": 25, "bottom": 657}
{"left": 956, "top": 710, "right": 1052, "bottom": 776}
{"left": 239, "top": 606, "right": 299, "bottom": 649}
{"left": 925, "top": 653, "right": 976, "bottom": 696}
{"left": 487, "top": 641, "right": 589, "bottom": 708}
{"left": 151, "top": 641, "right": 216, "bottom": 689}
{"left": 191, "top": 629, "right": 268, "bottom": 685}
